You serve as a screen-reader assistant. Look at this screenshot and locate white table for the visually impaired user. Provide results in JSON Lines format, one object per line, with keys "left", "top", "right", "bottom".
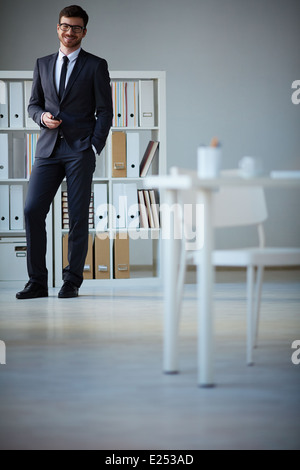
{"left": 145, "top": 174, "right": 300, "bottom": 387}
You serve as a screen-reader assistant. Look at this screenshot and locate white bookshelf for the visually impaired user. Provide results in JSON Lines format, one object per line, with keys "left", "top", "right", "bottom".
{"left": 53, "top": 71, "right": 167, "bottom": 287}
{"left": 0, "top": 71, "right": 166, "bottom": 287}
{"left": 0, "top": 71, "right": 53, "bottom": 284}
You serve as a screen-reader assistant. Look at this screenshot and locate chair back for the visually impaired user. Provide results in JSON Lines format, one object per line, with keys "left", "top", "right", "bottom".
{"left": 169, "top": 167, "right": 268, "bottom": 249}
{"left": 212, "top": 170, "right": 268, "bottom": 228}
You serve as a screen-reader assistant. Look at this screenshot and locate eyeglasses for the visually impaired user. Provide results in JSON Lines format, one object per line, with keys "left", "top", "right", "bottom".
{"left": 59, "top": 23, "right": 85, "bottom": 33}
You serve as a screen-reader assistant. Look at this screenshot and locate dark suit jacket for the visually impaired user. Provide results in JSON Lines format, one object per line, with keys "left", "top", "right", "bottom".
{"left": 28, "top": 49, "right": 113, "bottom": 157}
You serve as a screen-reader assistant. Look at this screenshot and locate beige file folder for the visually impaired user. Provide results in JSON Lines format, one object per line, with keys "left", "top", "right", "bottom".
{"left": 62, "top": 234, "right": 93, "bottom": 279}
{"left": 112, "top": 131, "right": 127, "bottom": 177}
{"left": 94, "top": 234, "right": 110, "bottom": 279}
{"left": 114, "top": 232, "right": 130, "bottom": 279}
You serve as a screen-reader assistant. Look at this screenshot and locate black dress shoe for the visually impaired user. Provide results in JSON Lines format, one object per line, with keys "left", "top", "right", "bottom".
{"left": 58, "top": 280, "right": 79, "bottom": 298}
{"left": 16, "top": 281, "right": 48, "bottom": 300}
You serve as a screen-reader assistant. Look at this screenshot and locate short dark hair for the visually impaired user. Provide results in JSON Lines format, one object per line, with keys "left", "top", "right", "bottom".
{"left": 59, "top": 5, "right": 89, "bottom": 28}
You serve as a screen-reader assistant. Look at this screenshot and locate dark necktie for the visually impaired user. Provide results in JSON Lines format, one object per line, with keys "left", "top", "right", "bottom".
{"left": 58, "top": 55, "right": 69, "bottom": 100}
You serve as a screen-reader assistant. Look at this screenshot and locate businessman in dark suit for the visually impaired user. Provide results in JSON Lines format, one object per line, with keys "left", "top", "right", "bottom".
{"left": 16, "top": 5, "right": 113, "bottom": 299}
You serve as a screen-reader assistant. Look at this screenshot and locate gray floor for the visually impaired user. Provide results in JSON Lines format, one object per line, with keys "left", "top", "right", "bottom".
{"left": 0, "top": 270, "right": 299, "bottom": 450}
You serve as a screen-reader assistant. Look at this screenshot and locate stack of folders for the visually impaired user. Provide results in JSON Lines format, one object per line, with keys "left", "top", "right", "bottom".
{"left": 112, "top": 81, "right": 139, "bottom": 128}
{"left": 113, "top": 184, "right": 160, "bottom": 229}
{"left": 62, "top": 191, "right": 94, "bottom": 229}
{"left": 62, "top": 232, "right": 129, "bottom": 280}
{"left": 0, "top": 133, "right": 39, "bottom": 180}
{"left": 112, "top": 131, "right": 159, "bottom": 178}
{"left": 111, "top": 80, "right": 155, "bottom": 128}
{"left": 0, "top": 81, "right": 40, "bottom": 129}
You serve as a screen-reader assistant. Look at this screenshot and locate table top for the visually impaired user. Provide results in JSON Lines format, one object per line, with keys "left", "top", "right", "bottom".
{"left": 145, "top": 173, "right": 300, "bottom": 190}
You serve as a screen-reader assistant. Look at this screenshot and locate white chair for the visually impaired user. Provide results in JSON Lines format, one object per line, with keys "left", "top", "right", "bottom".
{"left": 171, "top": 167, "right": 300, "bottom": 365}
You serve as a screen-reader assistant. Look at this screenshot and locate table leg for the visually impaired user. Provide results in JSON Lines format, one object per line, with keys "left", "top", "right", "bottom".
{"left": 197, "top": 189, "right": 215, "bottom": 387}
{"left": 162, "top": 189, "right": 181, "bottom": 373}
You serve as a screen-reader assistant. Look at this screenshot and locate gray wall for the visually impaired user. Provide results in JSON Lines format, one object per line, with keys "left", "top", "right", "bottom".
{"left": 1, "top": 0, "right": 299, "bottom": 248}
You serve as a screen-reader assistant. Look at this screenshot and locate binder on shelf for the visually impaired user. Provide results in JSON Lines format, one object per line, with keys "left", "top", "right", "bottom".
{"left": 12, "top": 135, "right": 26, "bottom": 179}
{"left": 127, "top": 81, "right": 139, "bottom": 127}
{"left": 0, "top": 133, "right": 9, "bottom": 179}
{"left": 0, "top": 80, "right": 9, "bottom": 128}
{"left": 126, "top": 132, "right": 140, "bottom": 178}
{"left": 139, "top": 141, "right": 159, "bottom": 177}
{"left": 24, "top": 81, "right": 39, "bottom": 129}
{"left": 114, "top": 232, "right": 130, "bottom": 279}
{"left": 112, "top": 183, "right": 126, "bottom": 228}
{"left": 94, "top": 183, "right": 108, "bottom": 231}
{"left": 112, "top": 82, "right": 124, "bottom": 127}
{"left": 137, "top": 190, "right": 149, "bottom": 229}
{"left": 125, "top": 183, "right": 140, "bottom": 229}
{"left": 143, "top": 190, "right": 155, "bottom": 228}
{"left": 149, "top": 189, "right": 160, "bottom": 228}
{"left": 0, "top": 185, "right": 10, "bottom": 231}
{"left": 9, "top": 185, "right": 24, "bottom": 230}
{"left": 94, "top": 234, "right": 110, "bottom": 279}
{"left": 83, "top": 234, "right": 94, "bottom": 279}
{"left": 62, "top": 233, "right": 93, "bottom": 279}
{"left": 62, "top": 234, "right": 68, "bottom": 269}
{"left": 26, "top": 133, "right": 39, "bottom": 178}
{"left": 139, "top": 80, "right": 155, "bottom": 127}
{"left": 94, "top": 146, "right": 106, "bottom": 178}
{"left": 112, "top": 131, "right": 126, "bottom": 177}
{"left": 9, "top": 82, "right": 24, "bottom": 128}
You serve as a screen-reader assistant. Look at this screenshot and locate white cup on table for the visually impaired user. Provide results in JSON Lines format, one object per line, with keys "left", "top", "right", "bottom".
{"left": 239, "top": 156, "right": 263, "bottom": 178}
{"left": 197, "top": 146, "right": 222, "bottom": 178}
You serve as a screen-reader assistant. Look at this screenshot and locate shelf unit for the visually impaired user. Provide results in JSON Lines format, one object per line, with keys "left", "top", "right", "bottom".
{"left": 0, "top": 71, "right": 166, "bottom": 287}
{"left": 0, "top": 71, "right": 53, "bottom": 284}
{"left": 53, "top": 71, "right": 167, "bottom": 287}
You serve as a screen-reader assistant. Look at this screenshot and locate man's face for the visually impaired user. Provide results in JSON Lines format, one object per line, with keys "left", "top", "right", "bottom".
{"left": 57, "top": 16, "right": 87, "bottom": 49}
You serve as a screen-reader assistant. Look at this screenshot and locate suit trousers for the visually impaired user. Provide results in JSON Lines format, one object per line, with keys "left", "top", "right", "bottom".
{"left": 24, "top": 137, "right": 95, "bottom": 288}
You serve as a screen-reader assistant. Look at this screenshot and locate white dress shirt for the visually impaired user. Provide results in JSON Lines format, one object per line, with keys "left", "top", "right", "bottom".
{"left": 55, "top": 47, "right": 81, "bottom": 93}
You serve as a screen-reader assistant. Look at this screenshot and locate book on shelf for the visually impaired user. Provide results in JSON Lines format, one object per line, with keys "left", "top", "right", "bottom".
{"left": 149, "top": 189, "right": 160, "bottom": 229}
{"left": 137, "top": 189, "right": 160, "bottom": 229}
{"left": 137, "top": 190, "right": 148, "bottom": 229}
{"left": 143, "top": 190, "right": 155, "bottom": 228}
{"left": 139, "top": 141, "right": 159, "bottom": 177}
